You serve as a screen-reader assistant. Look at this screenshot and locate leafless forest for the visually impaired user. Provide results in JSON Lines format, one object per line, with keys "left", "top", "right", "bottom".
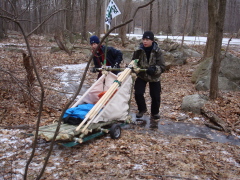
{"left": 0, "top": 0, "right": 240, "bottom": 39}
{"left": 0, "top": 0, "right": 240, "bottom": 179}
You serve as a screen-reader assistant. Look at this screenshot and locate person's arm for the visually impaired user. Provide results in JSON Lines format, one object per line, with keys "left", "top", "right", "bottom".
{"left": 146, "top": 49, "right": 165, "bottom": 76}
{"left": 155, "top": 49, "right": 165, "bottom": 75}
{"left": 107, "top": 47, "right": 123, "bottom": 67}
{"left": 112, "top": 48, "right": 123, "bottom": 65}
{"left": 132, "top": 51, "right": 138, "bottom": 60}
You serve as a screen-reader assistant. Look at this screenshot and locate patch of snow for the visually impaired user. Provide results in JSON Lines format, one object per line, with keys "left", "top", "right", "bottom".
{"left": 125, "top": 33, "right": 240, "bottom": 46}
{"left": 133, "top": 164, "right": 144, "bottom": 170}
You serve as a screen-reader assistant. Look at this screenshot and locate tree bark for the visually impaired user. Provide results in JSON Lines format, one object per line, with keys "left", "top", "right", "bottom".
{"left": 209, "top": 0, "right": 227, "bottom": 99}
{"left": 189, "top": 0, "right": 201, "bottom": 36}
{"left": 80, "top": 0, "right": 88, "bottom": 43}
{"left": 203, "top": 0, "right": 216, "bottom": 58}
{"left": 96, "top": 0, "right": 103, "bottom": 37}
{"left": 23, "top": 53, "right": 35, "bottom": 88}
{"left": 0, "top": 16, "right": 4, "bottom": 39}
{"left": 65, "top": 0, "right": 74, "bottom": 43}
{"left": 166, "top": 0, "right": 172, "bottom": 35}
{"left": 181, "top": 0, "right": 189, "bottom": 48}
{"left": 119, "top": 0, "right": 133, "bottom": 47}
{"left": 149, "top": 2, "right": 153, "bottom": 31}
{"left": 0, "top": 1, "right": 5, "bottom": 39}
{"left": 157, "top": 0, "right": 161, "bottom": 33}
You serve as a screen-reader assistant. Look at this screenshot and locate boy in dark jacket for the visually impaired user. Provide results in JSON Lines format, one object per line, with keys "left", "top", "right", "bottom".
{"left": 132, "top": 31, "right": 165, "bottom": 119}
{"left": 90, "top": 35, "right": 123, "bottom": 79}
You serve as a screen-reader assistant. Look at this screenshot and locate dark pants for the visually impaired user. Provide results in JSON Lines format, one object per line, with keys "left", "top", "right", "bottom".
{"left": 134, "top": 77, "right": 161, "bottom": 115}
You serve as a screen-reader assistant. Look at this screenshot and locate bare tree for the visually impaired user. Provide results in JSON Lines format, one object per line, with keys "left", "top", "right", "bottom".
{"left": 65, "top": 0, "right": 74, "bottom": 43}
{"left": 181, "top": 0, "right": 189, "bottom": 48}
{"left": 189, "top": 0, "right": 201, "bottom": 36}
{"left": 204, "top": 0, "right": 227, "bottom": 99}
{"left": 166, "top": 0, "right": 172, "bottom": 35}
{"left": 1, "top": 0, "right": 240, "bottom": 37}
{"left": 0, "top": 17, "right": 5, "bottom": 39}
{"left": 157, "top": 0, "right": 161, "bottom": 33}
{"left": 149, "top": 1, "right": 153, "bottom": 31}
{"left": 0, "top": 0, "right": 6, "bottom": 39}
{"left": 172, "top": 0, "right": 182, "bottom": 35}
{"left": 80, "top": 0, "right": 88, "bottom": 42}
{"left": 96, "top": 0, "right": 104, "bottom": 37}
{"left": 119, "top": 0, "right": 133, "bottom": 47}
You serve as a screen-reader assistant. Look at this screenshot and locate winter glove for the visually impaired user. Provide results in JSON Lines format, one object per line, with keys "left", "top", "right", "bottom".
{"left": 146, "top": 66, "right": 156, "bottom": 75}
{"left": 113, "top": 62, "right": 120, "bottom": 68}
{"left": 90, "top": 67, "right": 98, "bottom": 73}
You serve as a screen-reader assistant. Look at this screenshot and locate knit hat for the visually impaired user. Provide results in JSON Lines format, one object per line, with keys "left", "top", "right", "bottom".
{"left": 90, "top": 35, "right": 100, "bottom": 44}
{"left": 142, "top": 31, "right": 154, "bottom": 41}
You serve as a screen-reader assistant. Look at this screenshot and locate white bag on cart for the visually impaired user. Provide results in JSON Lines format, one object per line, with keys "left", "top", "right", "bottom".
{"left": 72, "top": 72, "right": 133, "bottom": 123}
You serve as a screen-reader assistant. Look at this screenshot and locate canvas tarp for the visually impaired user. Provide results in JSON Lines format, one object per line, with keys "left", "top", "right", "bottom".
{"left": 71, "top": 72, "right": 133, "bottom": 123}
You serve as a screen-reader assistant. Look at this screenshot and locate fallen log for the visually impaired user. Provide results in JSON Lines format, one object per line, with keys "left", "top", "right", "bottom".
{"left": 201, "top": 108, "right": 230, "bottom": 133}
{"left": 54, "top": 35, "right": 72, "bottom": 56}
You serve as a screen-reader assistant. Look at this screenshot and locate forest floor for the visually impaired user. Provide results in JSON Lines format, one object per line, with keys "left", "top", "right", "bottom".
{"left": 0, "top": 34, "right": 240, "bottom": 179}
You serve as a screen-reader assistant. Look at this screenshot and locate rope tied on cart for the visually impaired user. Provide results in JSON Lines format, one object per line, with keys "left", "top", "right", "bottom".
{"left": 114, "top": 80, "right": 122, "bottom": 86}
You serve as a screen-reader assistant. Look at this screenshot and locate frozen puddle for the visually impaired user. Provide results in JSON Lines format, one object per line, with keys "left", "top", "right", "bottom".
{"left": 157, "top": 120, "right": 240, "bottom": 146}
{"left": 130, "top": 113, "right": 240, "bottom": 146}
{"left": 53, "top": 63, "right": 89, "bottom": 97}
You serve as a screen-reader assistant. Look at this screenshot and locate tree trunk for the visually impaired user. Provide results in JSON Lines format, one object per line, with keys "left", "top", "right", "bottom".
{"left": 149, "top": 2, "right": 153, "bottom": 31}
{"left": 119, "top": 0, "right": 132, "bottom": 47}
{"left": 66, "top": 0, "right": 74, "bottom": 43}
{"left": 23, "top": 53, "right": 35, "bottom": 88}
{"left": 172, "top": 0, "right": 182, "bottom": 35}
{"left": 157, "top": 0, "right": 161, "bottom": 33}
{"left": 181, "top": 0, "right": 189, "bottom": 48}
{"left": 81, "top": 0, "right": 88, "bottom": 43}
{"left": 166, "top": 0, "right": 172, "bottom": 35}
{"left": 0, "top": 14, "right": 5, "bottom": 39}
{"left": 203, "top": 1, "right": 216, "bottom": 58}
{"left": 189, "top": 0, "right": 201, "bottom": 36}
{"left": 96, "top": 0, "right": 103, "bottom": 37}
{"left": 208, "top": 0, "right": 227, "bottom": 99}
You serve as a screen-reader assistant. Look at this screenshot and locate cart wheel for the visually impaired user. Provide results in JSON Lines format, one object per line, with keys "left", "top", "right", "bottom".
{"left": 110, "top": 124, "right": 121, "bottom": 139}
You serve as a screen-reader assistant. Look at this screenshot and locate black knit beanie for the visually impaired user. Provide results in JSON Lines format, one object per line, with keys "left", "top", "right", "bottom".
{"left": 90, "top": 35, "right": 100, "bottom": 44}
{"left": 142, "top": 31, "right": 154, "bottom": 41}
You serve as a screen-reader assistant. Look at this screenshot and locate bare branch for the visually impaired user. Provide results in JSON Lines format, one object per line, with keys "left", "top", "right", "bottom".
{"left": 6, "top": 0, "right": 17, "bottom": 17}
{"left": 0, "top": 67, "right": 39, "bottom": 102}
{"left": 224, "top": 36, "right": 232, "bottom": 56}
{"left": 27, "top": 9, "right": 66, "bottom": 37}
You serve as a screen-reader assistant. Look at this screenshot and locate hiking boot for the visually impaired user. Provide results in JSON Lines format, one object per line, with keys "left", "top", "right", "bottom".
{"left": 136, "top": 109, "right": 147, "bottom": 118}
{"left": 151, "top": 114, "right": 160, "bottom": 119}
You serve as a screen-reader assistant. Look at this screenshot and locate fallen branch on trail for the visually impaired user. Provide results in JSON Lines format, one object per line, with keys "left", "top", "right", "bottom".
{"left": 54, "top": 35, "right": 72, "bottom": 56}
{"left": 201, "top": 109, "right": 230, "bottom": 133}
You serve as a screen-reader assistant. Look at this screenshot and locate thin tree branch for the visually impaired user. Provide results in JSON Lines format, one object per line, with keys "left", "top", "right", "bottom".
{"left": 224, "top": 36, "right": 232, "bottom": 56}
{"left": 14, "top": 21, "right": 46, "bottom": 180}
{"left": 6, "top": 0, "right": 17, "bottom": 17}
{"left": 0, "top": 67, "right": 40, "bottom": 102}
{"left": 27, "top": 9, "right": 66, "bottom": 37}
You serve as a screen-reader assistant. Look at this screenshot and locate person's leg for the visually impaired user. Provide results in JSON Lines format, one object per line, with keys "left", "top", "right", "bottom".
{"left": 134, "top": 77, "right": 147, "bottom": 114}
{"left": 149, "top": 81, "right": 161, "bottom": 116}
